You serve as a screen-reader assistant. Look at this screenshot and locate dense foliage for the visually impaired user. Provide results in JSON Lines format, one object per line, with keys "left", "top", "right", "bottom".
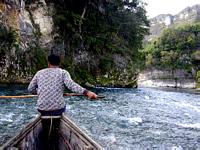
{"left": 51, "top": 0, "right": 149, "bottom": 83}
{"left": 0, "top": 0, "right": 149, "bottom": 86}
{"left": 197, "top": 70, "right": 200, "bottom": 89}
{"left": 0, "top": 25, "right": 17, "bottom": 54}
{"left": 142, "top": 23, "right": 200, "bottom": 76}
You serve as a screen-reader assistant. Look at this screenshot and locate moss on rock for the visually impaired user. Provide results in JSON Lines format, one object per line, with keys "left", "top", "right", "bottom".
{"left": 197, "top": 70, "right": 200, "bottom": 90}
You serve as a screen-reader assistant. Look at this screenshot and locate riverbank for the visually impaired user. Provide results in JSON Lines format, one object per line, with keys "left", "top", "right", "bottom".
{"left": 139, "top": 86, "right": 200, "bottom": 95}
{"left": 138, "top": 78, "right": 196, "bottom": 89}
{"left": 0, "top": 75, "right": 138, "bottom": 88}
{"left": 138, "top": 69, "right": 198, "bottom": 89}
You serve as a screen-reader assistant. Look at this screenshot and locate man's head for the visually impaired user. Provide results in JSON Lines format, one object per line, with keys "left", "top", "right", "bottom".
{"left": 48, "top": 54, "right": 60, "bottom": 66}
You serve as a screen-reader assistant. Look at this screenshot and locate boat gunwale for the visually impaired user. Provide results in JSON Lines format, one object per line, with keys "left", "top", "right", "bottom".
{"left": 1, "top": 115, "right": 103, "bottom": 150}
{"left": 61, "top": 115, "right": 102, "bottom": 149}
{"left": 1, "top": 116, "right": 41, "bottom": 149}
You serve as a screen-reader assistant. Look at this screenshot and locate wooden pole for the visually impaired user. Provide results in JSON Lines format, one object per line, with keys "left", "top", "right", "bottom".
{"left": 0, "top": 95, "right": 37, "bottom": 99}
{"left": 0, "top": 93, "right": 105, "bottom": 99}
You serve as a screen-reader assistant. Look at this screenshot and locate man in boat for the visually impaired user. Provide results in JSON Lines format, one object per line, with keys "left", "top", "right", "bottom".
{"left": 28, "top": 54, "right": 98, "bottom": 149}
{"left": 28, "top": 54, "right": 98, "bottom": 116}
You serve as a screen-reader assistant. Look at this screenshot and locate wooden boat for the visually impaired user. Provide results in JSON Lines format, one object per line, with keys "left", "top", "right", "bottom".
{"left": 1, "top": 115, "right": 102, "bottom": 150}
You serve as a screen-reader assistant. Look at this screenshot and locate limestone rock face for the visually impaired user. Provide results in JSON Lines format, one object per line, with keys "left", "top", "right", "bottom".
{"left": 138, "top": 69, "right": 196, "bottom": 89}
{"left": 148, "top": 14, "right": 174, "bottom": 41}
{"left": 0, "top": 1, "right": 137, "bottom": 87}
{"left": 141, "top": 4, "right": 200, "bottom": 89}
{"left": 0, "top": 0, "right": 55, "bottom": 83}
{"left": 20, "top": 2, "right": 54, "bottom": 50}
{"left": 30, "top": 4, "right": 54, "bottom": 48}
{"left": 174, "top": 5, "right": 200, "bottom": 23}
{"left": 0, "top": 0, "right": 54, "bottom": 49}
{"left": 147, "top": 4, "right": 200, "bottom": 41}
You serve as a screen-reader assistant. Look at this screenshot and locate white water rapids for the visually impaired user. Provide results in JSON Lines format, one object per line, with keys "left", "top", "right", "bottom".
{"left": 0, "top": 85, "right": 200, "bottom": 149}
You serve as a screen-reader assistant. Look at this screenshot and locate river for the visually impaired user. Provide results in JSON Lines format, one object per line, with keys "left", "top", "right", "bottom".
{"left": 0, "top": 85, "right": 200, "bottom": 149}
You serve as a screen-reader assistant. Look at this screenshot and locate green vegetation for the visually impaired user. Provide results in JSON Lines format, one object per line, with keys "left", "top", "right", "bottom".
{"left": 197, "top": 70, "right": 200, "bottom": 89}
{"left": 0, "top": 25, "right": 18, "bottom": 55}
{"left": 0, "top": 0, "right": 149, "bottom": 86}
{"left": 142, "top": 23, "right": 200, "bottom": 73}
{"left": 52, "top": 0, "right": 149, "bottom": 85}
{"left": 142, "top": 22, "right": 200, "bottom": 89}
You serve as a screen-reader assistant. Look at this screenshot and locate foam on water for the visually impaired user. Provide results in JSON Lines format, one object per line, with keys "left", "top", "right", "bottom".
{"left": 0, "top": 86, "right": 200, "bottom": 149}
{"left": 144, "top": 95, "right": 150, "bottom": 99}
{"left": 127, "top": 117, "right": 143, "bottom": 124}
{"left": 101, "top": 134, "right": 117, "bottom": 145}
{"left": 174, "top": 101, "right": 200, "bottom": 113}
{"left": 150, "top": 130, "right": 165, "bottom": 135}
{"left": 171, "top": 146, "right": 183, "bottom": 150}
{"left": 0, "top": 113, "right": 14, "bottom": 122}
{"left": 65, "top": 105, "right": 72, "bottom": 110}
{"left": 0, "top": 118, "right": 13, "bottom": 122}
{"left": 177, "top": 123, "right": 200, "bottom": 129}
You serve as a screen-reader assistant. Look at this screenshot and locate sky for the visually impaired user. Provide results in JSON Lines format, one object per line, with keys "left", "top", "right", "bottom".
{"left": 143, "top": 0, "right": 200, "bottom": 18}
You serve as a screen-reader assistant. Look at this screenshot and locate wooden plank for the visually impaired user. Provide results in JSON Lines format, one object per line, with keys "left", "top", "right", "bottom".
{"left": 1, "top": 116, "right": 42, "bottom": 150}
{"left": 59, "top": 122, "right": 88, "bottom": 149}
{"left": 61, "top": 115, "right": 102, "bottom": 150}
{"left": 1, "top": 115, "right": 102, "bottom": 150}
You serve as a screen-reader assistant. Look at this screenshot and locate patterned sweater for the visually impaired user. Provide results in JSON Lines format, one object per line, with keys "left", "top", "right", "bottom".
{"left": 28, "top": 68, "right": 86, "bottom": 111}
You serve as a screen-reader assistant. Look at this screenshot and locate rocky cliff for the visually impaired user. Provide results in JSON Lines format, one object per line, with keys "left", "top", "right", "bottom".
{"left": 147, "top": 4, "right": 200, "bottom": 41}
{"left": 0, "top": 0, "right": 55, "bottom": 83}
{"left": 138, "top": 69, "right": 196, "bottom": 89}
{"left": 0, "top": 0, "right": 145, "bottom": 87}
{"left": 141, "top": 4, "right": 200, "bottom": 89}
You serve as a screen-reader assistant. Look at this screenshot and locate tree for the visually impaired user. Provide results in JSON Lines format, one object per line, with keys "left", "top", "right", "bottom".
{"left": 142, "top": 22, "right": 200, "bottom": 75}
{"left": 52, "top": 0, "right": 149, "bottom": 78}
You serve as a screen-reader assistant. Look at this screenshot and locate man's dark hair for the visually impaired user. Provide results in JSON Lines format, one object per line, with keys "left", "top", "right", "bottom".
{"left": 48, "top": 54, "right": 60, "bottom": 66}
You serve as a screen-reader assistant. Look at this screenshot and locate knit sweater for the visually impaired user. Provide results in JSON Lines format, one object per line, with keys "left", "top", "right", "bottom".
{"left": 28, "top": 68, "right": 86, "bottom": 111}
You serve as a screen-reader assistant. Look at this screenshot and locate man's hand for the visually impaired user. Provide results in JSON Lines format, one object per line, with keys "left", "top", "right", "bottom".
{"left": 86, "top": 91, "right": 98, "bottom": 99}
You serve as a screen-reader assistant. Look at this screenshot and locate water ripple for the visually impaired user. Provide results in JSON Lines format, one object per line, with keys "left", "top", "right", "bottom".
{"left": 0, "top": 86, "right": 200, "bottom": 149}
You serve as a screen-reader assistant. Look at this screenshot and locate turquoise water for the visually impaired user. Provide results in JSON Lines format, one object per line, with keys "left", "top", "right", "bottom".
{"left": 0, "top": 85, "right": 200, "bottom": 149}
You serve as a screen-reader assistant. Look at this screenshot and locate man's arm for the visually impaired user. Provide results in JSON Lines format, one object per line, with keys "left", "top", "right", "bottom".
{"left": 84, "top": 90, "right": 98, "bottom": 99}
{"left": 62, "top": 70, "right": 97, "bottom": 99}
{"left": 28, "top": 74, "right": 38, "bottom": 94}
